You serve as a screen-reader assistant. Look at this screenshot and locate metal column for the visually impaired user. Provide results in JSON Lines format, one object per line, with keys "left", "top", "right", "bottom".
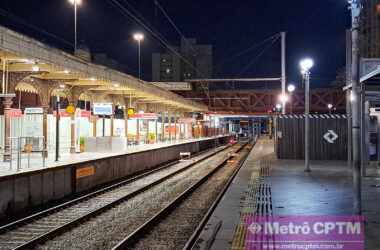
{"left": 350, "top": 0, "right": 362, "bottom": 215}
{"left": 281, "top": 32, "right": 286, "bottom": 114}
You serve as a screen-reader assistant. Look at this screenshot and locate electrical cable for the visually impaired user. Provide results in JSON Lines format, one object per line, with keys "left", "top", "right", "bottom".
{"left": 236, "top": 35, "right": 280, "bottom": 77}
{"left": 154, "top": 0, "right": 198, "bottom": 55}
{"left": 108, "top": 0, "right": 211, "bottom": 101}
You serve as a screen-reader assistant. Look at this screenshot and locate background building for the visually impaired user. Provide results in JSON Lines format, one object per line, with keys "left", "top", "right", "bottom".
{"left": 361, "top": 0, "right": 380, "bottom": 58}
{"left": 152, "top": 38, "right": 213, "bottom": 82}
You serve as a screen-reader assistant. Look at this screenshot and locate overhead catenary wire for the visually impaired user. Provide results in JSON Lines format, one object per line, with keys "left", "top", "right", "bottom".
{"left": 153, "top": 0, "right": 198, "bottom": 55}
{"left": 108, "top": 0, "right": 211, "bottom": 101}
{"left": 236, "top": 35, "right": 280, "bottom": 77}
{"left": 214, "top": 33, "right": 281, "bottom": 73}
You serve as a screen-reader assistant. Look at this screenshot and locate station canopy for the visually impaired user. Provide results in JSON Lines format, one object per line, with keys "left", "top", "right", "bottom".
{"left": 0, "top": 25, "right": 207, "bottom": 112}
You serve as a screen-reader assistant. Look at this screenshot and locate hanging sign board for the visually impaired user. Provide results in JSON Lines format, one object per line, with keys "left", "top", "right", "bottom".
{"left": 127, "top": 108, "right": 135, "bottom": 116}
{"left": 80, "top": 110, "right": 91, "bottom": 118}
{"left": 24, "top": 107, "right": 44, "bottom": 115}
{"left": 129, "top": 113, "right": 158, "bottom": 120}
{"left": 93, "top": 103, "right": 113, "bottom": 116}
{"left": 66, "top": 105, "right": 76, "bottom": 114}
{"left": 53, "top": 111, "right": 70, "bottom": 117}
{"left": 178, "top": 118, "right": 196, "bottom": 123}
{"left": 6, "top": 109, "right": 23, "bottom": 118}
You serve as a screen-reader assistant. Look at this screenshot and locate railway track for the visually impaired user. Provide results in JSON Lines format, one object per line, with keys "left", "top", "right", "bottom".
{"left": 113, "top": 140, "right": 254, "bottom": 250}
{"left": 0, "top": 143, "right": 241, "bottom": 250}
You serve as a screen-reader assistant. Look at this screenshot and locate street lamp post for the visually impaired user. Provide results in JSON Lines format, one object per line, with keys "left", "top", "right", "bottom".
{"left": 300, "top": 58, "right": 314, "bottom": 172}
{"left": 68, "top": 0, "right": 82, "bottom": 52}
{"left": 133, "top": 33, "right": 144, "bottom": 79}
{"left": 349, "top": 0, "right": 362, "bottom": 215}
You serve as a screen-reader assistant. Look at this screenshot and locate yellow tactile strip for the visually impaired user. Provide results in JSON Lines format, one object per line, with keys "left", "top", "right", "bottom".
{"left": 231, "top": 156, "right": 273, "bottom": 250}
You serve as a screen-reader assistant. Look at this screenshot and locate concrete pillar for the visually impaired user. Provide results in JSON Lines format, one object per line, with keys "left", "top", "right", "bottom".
{"left": 3, "top": 96, "right": 13, "bottom": 162}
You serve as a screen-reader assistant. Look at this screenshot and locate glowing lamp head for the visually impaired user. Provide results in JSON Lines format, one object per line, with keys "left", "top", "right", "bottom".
{"left": 287, "top": 84, "right": 296, "bottom": 93}
{"left": 300, "top": 58, "right": 314, "bottom": 72}
{"left": 276, "top": 103, "right": 282, "bottom": 110}
{"left": 32, "top": 65, "right": 40, "bottom": 72}
{"left": 133, "top": 33, "right": 144, "bottom": 42}
{"left": 279, "top": 94, "right": 289, "bottom": 103}
{"left": 327, "top": 104, "right": 333, "bottom": 110}
{"left": 69, "top": 0, "right": 82, "bottom": 5}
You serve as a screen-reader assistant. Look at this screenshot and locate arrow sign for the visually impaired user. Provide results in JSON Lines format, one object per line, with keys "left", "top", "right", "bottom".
{"left": 323, "top": 130, "right": 338, "bottom": 144}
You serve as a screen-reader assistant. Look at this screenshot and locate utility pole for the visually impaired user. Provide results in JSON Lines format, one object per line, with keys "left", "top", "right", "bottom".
{"left": 350, "top": 0, "right": 362, "bottom": 215}
{"left": 304, "top": 71, "right": 311, "bottom": 172}
{"left": 346, "top": 30, "right": 352, "bottom": 169}
{"left": 281, "top": 32, "right": 286, "bottom": 114}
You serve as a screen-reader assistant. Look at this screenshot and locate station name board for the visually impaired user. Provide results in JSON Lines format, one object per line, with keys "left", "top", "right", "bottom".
{"left": 24, "top": 107, "right": 44, "bottom": 114}
{"left": 93, "top": 103, "right": 113, "bottom": 116}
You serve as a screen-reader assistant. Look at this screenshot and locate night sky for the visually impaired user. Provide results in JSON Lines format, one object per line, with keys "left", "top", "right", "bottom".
{"left": 0, "top": 0, "right": 350, "bottom": 87}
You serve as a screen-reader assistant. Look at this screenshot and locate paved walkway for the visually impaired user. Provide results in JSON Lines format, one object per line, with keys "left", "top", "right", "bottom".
{"left": 195, "top": 137, "right": 380, "bottom": 250}
{"left": 0, "top": 137, "right": 220, "bottom": 177}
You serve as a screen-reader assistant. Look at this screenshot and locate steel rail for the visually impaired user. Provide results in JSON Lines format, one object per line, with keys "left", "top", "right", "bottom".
{"left": 0, "top": 144, "right": 233, "bottom": 250}
{"left": 112, "top": 141, "right": 250, "bottom": 249}
{"left": 183, "top": 137, "right": 257, "bottom": 250}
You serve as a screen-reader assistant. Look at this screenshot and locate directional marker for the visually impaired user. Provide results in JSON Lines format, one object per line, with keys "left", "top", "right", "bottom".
{"left": 323, "top": 130, "right": 338, "bottom": 144}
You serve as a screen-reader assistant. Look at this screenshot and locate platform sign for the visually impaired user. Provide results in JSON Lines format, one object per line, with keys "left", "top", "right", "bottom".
{"left": 129, "top": 113, "right": 158, "bottom": 120}
{"left": 6, "top": 109, "right": 22, "bottom": 118}
{"left": 66, "top": 105, "right": 76, "bottom": 114}
{"left": 178, "top": 118, "right": 196, "bottom": 123}
{"left": 25, "top": 107, "right": 44, "bottom": 114}
{"left": 76, "top": 166, "right": 95, "bottom": 179}
{"left": 127, "top": 108, "right": 135, "bottom": 116}
{"left": 80, "top": 110, "right": 91, "bottom": 118}
{"left": 93, "top": 103, "right": 113, "bottom": 116}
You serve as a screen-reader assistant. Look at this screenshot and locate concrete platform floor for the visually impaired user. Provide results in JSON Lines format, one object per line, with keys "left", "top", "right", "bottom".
{"left": 0, "top": 137, "right": 220, "bottom": 177}
{"left": 196, "top": 138, "right": 380, "bottom": 250}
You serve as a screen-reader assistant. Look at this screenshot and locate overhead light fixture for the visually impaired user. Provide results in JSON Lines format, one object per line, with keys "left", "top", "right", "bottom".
{"left": 287, "top": 84, "right": 296, "bottom": 93}
{"left": 59, "top": 84, "right": 66, "bottom": 89}
{"left": 69, "top": 0, "right": 82, "bottom": 5}
{"left": 279, "top": 94, "right": 289, "bottom": 103}
{"left": 133, "top": 33, "right": 144, "bottom": 42}
{"left": 63, "top": 69, "right": 70, "bottom": 74}
{"left": 32, "top": 65, "right": 40, "bottom": 72}
{"left": 300, "top": 58, "right": 314, "bottom": 73}
{"left": 89, "top": 77, "right": 96, "bottom": 81}
{"left": 113, "top": 83, "right": 120, "bottom": 88}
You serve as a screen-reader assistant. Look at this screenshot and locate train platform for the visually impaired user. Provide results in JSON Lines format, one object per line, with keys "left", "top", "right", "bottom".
{"left": 0, "top": 137, "right": 222, "bottom": 177}
{"left": 195, "top": 137, "right": 380, "bottom": 250}
{"left": 0, "top": 135, "right": 231, "bottom": 219}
